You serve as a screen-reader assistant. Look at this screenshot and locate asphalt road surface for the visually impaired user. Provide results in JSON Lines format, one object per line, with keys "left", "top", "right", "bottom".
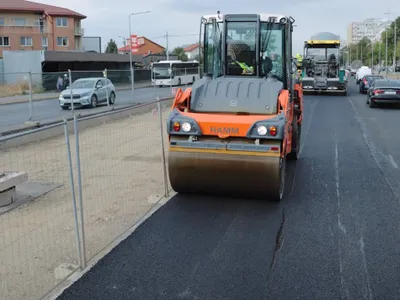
{"left": 56, "top": 78, "right": 400, "bottom": 300}
{"left": 0, "top": 85, "right": 176, "bottom": 133}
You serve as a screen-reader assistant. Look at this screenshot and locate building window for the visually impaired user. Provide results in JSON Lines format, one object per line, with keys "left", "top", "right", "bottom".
{"left": 0, "top": 18, "right": 4, "bottom": 26}
{"left": 20, "top": 37, "right": 32, "bottom": 46}
{"left": 14, "top": 18, "right": 26, "bottom": 26}
{"left": 57, "top": 37, "right": 68, "bottom": 46}
{"left": 56, "top": 18, "right": 68, "bottom": 27}
{"left": 42, "top": 37, "right": 48, "bottom": 47}
{"left": 0, "top": 36, "right": 10, "bottom": 46}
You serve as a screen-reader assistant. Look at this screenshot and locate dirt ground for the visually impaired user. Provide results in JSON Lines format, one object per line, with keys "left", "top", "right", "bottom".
{"left": 0, "top": 102, "right": 172, "bottom": 300}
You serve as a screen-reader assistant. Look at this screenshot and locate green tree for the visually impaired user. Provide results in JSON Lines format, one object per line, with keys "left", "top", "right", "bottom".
{"left": 105, "top": 39, "right": 118, "bottom": 53}
{"left": 172, "top": 47, "right": 188, "bottom": 61}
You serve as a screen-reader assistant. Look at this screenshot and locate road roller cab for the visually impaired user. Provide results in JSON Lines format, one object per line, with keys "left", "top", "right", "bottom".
{"left": 166, "top": 13, "right": 303, "bottom": 201}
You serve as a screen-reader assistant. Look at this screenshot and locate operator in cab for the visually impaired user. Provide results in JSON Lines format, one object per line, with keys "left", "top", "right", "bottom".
{"left": 226, "top": 37, "right": 255, "bottom": 75}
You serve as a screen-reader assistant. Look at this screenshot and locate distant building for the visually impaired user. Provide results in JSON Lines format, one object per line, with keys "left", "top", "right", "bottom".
{"left": 347, "top": 18, "right": 391, "bottom": 44}
{"left": 118, "top": 36, "right": 165, "bottom": 56}
{"left": 0, "top": 0, "right": 86, "bottom": 57}
{"left": 183, "top": 43, "right": 199, "bottom": 59}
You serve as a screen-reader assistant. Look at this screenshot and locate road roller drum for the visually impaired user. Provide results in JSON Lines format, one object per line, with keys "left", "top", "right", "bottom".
{"left": 168, "top": 139, "right": 285, "bottom": 200}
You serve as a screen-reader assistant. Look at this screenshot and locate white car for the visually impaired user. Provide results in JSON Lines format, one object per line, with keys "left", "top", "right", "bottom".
{"left": 59, "top": 77, "right": 116, "bottom": 110}
{"left": 355, "top": 66, "right": 372, "bottom": 84}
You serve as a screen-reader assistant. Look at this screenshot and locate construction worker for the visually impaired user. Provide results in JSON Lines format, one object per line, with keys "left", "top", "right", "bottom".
{"left": 295, "top": 53, "right": 303, "bottom": 66}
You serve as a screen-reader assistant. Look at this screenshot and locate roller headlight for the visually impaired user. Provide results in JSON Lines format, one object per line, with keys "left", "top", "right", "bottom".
{"left": 257, "top": 125, "right": 267, "bottom": 136}
{"left": 181, "top": 122, "right": 191, "bottom": 132}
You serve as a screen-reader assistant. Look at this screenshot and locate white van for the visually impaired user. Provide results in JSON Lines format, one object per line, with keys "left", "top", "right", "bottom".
{"left": 355, "top": 66, "right": 372, "bottom": 84}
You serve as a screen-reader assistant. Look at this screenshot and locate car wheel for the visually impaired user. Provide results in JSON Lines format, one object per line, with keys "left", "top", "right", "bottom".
{"left": 61, "top": 106, "right": 69, "bottom": 110}
{"left": 369, "top": 98, "right": 376, "bottom": 108}
{"left": 91, "top": 94, "right": 98, "bottom": 108}
{"left": 109, "top": 91, "right": 116, "bottom": 104}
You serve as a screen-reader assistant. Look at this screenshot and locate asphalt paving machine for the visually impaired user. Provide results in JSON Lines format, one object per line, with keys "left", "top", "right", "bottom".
{"left": 301, "top": 32, "right": 347, "bottom": 95}
{"left": 166, "top": 12, "right": 304, "bottom": 201}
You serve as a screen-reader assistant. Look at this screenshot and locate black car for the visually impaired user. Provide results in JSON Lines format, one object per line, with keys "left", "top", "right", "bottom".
{"left": 359, "top": 75, "right": 384, "bottom": 93}
{"left": 366, "top": 79, "right": 400, "bottom": 108}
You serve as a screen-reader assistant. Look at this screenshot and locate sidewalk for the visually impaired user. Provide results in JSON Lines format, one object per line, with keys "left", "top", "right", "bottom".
{"left": 0, "top": 81, "right": 152, "bottom": 105}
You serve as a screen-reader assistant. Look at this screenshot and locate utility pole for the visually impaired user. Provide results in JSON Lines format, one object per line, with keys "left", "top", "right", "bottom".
{"left": 394, "top": 17, "right": 397, "bottom": 69}
{"left": 166, "top": 32, "right": 169, "bottom": 60}
{"left": 379, "top": 41, "right": 381, "bottom": 68}
{"left": 371, "top": 42, "right": 374, "bottom": 71}
{"left": 386, "top": 25, "right": 389, "bottom": 76}
{"left": 385, "top": 9, "right": 391, "bottom": 76}
{"left": 128, "top": 11, "right": 151, "bottom": 102}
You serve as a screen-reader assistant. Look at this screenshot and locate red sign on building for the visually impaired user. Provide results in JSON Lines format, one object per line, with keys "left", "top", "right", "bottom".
{"left": 130, "top": 34, "right": 138, "bottom": 53}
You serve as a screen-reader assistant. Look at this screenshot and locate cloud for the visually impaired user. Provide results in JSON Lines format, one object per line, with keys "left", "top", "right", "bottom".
{"left": 32, "top": 0, "right": 400, "bottom": 53}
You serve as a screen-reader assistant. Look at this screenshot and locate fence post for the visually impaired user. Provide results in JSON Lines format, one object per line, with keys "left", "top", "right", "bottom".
{"left": 28, "top": 71, "right": 33, "bottom": 121}
{"left": 68, "top": 69, "right": 74, "bottom": 113}
{"left": 169, "top": 67, "right": 172, "bottom": 92}
{"left": 152, "top": 68, "right": 156, "bottom": 99}
{"left": 103, "top": 68, "right": 109, "bottom": 107}
{"left": 63, "top": 117, "right": 84, "bottom": 269}
{"left": 185, "top": 68, "right": 187, "bottom": 86}
{"left": 131, "top": 65, "right": 135, "bottom": 103}
{"left": 73, "top": 115, "right": 86, "bottom": 268}
{"left": 157, "top": 98, "right": 169, "bottom": 198}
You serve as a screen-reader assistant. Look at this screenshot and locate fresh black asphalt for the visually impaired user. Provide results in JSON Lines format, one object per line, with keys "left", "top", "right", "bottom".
{"left": 56, "top": 78, "right": 400, "bottom": 300}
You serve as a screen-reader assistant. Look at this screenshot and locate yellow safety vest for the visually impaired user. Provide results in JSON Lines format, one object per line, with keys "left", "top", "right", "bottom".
{"left": 234, "top": 61, "right": 254, "bottom": 74}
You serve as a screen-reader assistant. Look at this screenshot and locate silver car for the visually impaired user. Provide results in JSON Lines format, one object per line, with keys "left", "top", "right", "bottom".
{"left": 59, "top": 77, "right": 116, "bottom": 110}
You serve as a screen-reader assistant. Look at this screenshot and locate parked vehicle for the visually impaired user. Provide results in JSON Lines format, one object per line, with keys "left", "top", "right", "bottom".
{"left": 355, "top": 66, "right": 372, "bottom": 84}
{"left": 359, "top": 75, "right": 384, "bottom": 93}
{"left": 366, "top": 79, "right": 400, "bottom": 108}
{"left": 59, "top": 77, "right": 116, "bottom": 110}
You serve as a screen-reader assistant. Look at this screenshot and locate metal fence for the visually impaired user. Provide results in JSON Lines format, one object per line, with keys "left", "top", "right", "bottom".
{"left": 0, "top": 97, "right": 173, "bottom": 300}
{"left": 0, "top": 67, "right": 199, "bottom": 134}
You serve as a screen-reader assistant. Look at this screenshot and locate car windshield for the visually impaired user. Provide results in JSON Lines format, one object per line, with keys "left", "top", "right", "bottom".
{"left": 71, "top": 80, "right": 96, "bottom": 89}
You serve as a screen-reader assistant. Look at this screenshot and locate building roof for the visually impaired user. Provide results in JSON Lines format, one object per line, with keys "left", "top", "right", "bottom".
{"left": 118, "top": 36, "right": 165, "bottom": 53}
{"left": 44, "top": 51, "right": 142, "bottom": 62}
{"left": 0, "top": 0, "right": 86, "bottom": 19}
{"left": 183, "top": 43, "right": 199, "bottom": 52}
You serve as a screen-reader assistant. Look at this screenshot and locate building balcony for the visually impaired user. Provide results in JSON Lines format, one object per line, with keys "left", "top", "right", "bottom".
{"left": 0, "top": 25, "right": 44, "bottom": 34}
{"left": 74, "top": 28, "right": 84, "bottom": 36}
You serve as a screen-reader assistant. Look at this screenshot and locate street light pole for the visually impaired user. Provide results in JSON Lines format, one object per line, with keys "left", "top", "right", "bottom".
{"left": 371, "top": 42, "right": 374, "bottom": 72}
{"left": 386, "top": 27, "right": 389, "bottom": 77}
{"left": 166, "top": 32, "right": 169, "bottom": 60}
{"left": 128, "top": 10, "right": 151, "bottom": 103}
{"left": 394, "top": 19, "right": 397, "bottom": 69}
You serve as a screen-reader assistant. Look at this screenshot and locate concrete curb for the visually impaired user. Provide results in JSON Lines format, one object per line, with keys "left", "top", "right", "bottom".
{"left": 0, "top": 84, "right": 153, "bottom": 106}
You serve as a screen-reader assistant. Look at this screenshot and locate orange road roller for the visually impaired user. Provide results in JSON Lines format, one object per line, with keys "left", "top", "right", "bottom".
{"left": 166, "top": 13, "right": 303, "bottom": 201}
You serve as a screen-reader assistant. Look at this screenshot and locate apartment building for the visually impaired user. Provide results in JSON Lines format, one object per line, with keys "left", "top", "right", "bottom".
{"left": 0, "top": 0, "right": 86, "bottom": 57}
{"left": 347, "top": 18, "right": 391, "bottom": 44}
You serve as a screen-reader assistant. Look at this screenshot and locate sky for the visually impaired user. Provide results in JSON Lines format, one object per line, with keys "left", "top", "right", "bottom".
{"left": 33, "top": 0, "right": 400, "bottom": 54}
